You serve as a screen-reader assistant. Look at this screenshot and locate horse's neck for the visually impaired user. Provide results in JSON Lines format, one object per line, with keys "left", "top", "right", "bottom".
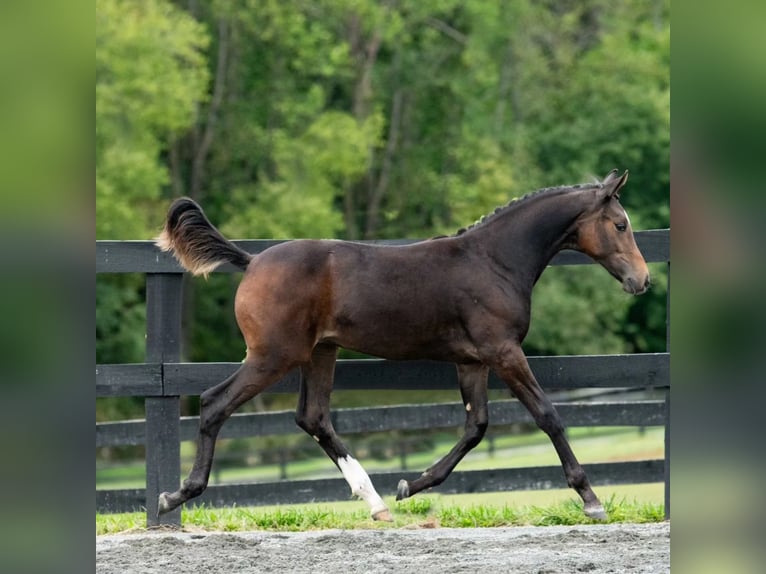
{"left": 471, "top": 194, "right": 584, "bottom": 290}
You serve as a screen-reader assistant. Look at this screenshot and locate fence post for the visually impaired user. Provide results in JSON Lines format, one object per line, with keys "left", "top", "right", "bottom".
{"left": 145, "top": 273, "right": 183, "bottom": 527}
{"left": 664, "top": 261, "right": 670, "bottom": 520}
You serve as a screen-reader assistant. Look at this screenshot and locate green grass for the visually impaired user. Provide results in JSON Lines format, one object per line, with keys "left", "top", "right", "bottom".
{"left": 96, "top": 483, "right": 665, "bottom": 535}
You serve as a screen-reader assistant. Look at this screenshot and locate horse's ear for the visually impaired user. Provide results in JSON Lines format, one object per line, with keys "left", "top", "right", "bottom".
{"left": 601, "top": 169, "right": 628, "bottom": 199}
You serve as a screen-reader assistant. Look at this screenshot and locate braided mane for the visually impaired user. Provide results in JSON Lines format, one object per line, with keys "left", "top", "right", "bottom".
{"left": 448, "top": 181, "right": 602, "bottom": 237}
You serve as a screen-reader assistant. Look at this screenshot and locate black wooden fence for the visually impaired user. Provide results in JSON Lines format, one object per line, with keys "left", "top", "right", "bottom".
{"left": 96, "top": 229, "right": 670, "bottom": 526}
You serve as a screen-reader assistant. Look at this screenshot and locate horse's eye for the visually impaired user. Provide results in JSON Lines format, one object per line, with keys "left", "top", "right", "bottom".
{"left": 615, "top": 222, "right": 627, "bottom": 232}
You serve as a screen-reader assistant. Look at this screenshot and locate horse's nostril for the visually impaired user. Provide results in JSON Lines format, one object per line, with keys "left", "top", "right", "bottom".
{"left": 644, "top": 276, "right": 651, "bottom": 288}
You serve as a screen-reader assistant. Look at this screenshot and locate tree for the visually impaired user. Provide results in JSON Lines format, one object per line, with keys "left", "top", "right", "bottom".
{"left": 509, "top": 0, "right": 670, "bottom": 228}
{"left": 96, "top": 0, "right": 210, "bottom": 370}
{"left": 96, "top": 0, "right": 210, "bottom": 239}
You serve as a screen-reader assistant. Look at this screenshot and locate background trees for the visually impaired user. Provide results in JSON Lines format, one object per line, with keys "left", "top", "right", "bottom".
{"left": 96, "top": 0, "right": 669, "bottom": 387}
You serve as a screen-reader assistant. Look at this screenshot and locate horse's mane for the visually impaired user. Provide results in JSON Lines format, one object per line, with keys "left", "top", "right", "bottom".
{"left": 441, "top": 180, "right": 603, "bottom": 238}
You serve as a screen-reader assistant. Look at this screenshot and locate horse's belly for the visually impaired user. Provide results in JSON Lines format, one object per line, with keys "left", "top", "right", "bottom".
{"left": 321, "top": 323, "right": 480, "bottom": 363}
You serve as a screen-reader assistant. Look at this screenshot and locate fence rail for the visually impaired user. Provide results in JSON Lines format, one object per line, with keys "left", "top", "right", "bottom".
{"left": 96, "top": 229, "right": 670, "bottom": 525}
{"left": 96, "top": 352, "right": 668, "bottom": 397}
{"left": 97, "top": 399, "right": 666, "bottom": 448}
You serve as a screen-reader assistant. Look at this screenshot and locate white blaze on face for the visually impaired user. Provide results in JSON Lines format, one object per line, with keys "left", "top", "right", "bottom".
{"left": 337, "top": 455, "right": 388, "bottom": 515}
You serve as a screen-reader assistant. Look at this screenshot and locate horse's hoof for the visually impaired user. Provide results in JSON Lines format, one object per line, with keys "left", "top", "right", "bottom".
{"left": 157, "top": 492, "right": 172, "bottom": 516}
{"left": 396, "top": 479, "right": 410, "bottom": 501}
{"left": 584, "top": 503, "right": 608, "bottom": 521}
{"left": 372, "top": 508, "right": 393, "bottom": 522}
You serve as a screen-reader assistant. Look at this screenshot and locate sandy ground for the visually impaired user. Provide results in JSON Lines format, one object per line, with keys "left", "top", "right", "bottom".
{"left": 97, "top": 522, "right": 669, "bottom": 574}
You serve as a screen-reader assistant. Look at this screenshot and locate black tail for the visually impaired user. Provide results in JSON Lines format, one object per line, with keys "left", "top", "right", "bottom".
{"left": 155, "top": 198, "right": 252, "bottom": 276}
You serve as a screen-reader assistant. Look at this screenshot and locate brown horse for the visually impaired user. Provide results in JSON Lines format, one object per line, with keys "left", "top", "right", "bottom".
{"left": 156, "top": 169, "right": 649, "bottom": 521}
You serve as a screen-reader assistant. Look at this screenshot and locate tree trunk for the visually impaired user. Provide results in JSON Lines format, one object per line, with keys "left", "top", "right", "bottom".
{"left": 190, "top": 18, "right": 229, "bottom": 200}
{"left": 344, "top": 13, "right": 383, "bottom": 239}
{"left": 365, "top": 88, "right": 403, "bottom": 238}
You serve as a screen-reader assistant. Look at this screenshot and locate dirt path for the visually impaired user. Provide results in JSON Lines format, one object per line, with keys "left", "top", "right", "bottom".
{"left": 97, "top": 522, "right": 669, "bottom": 574}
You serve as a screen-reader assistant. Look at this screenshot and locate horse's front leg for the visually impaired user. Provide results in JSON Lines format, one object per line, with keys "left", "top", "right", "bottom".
{"left": 397, "top": 363, "right": 489, "bottom": 500}
{"left": 296, "top": 344, "right": 391, "bottom": 521}
{"left": 487, "top": 343, "right": 607, "bottom": 520}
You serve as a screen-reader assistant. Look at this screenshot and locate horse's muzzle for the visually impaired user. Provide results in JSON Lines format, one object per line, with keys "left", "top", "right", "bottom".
{"left": 623, "top": 274, "right": 651, "bottom": 295}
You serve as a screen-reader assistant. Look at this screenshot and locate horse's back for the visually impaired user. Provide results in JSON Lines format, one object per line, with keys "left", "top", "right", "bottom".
{"left": 234, "top": 237, "right": 481, "bottom": 361}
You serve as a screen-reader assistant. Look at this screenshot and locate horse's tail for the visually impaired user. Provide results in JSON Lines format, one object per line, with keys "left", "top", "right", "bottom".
{"left": 155, "top": 197, "right": 252, "bottom": 276}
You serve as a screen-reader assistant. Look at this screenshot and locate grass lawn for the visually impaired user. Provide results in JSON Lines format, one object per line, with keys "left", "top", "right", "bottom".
{"left": 96, "top": 483, "right": 665, "bottom": 534}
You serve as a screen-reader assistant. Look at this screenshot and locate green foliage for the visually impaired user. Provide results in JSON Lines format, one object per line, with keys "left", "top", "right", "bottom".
{"left": 180, "top": 504, "right": 372, "bottom": 532}
{"left": 96, "top": 275, "right": 146, "bottom": 363}
{"left": 395, "top": 496, "right": 434, "bottom": 516}
{"left": 525, "top": 267, "right": 631, "bottom": 356}
{"left": 622, "top": 263, "right": 669, "bottom": 352}
{"left": 186, "top": 274, "right": 245, "bottom": 363}
{"left": 438, "top": 503, "right": 520, "bottom": 527}
{"left": 96, "top": 0, "right": 210, "bottom": 239}
{"left": 96, "top": 495, "right": 664, "bottom": 534}
{"left": 516, "top": 2, "right": 670, "bottom": 228}
{"left": 95, "top": 0, "right": 670, "bottom": 423}
{"left": 220, "top": 110, "right": 381, "bottom": 239}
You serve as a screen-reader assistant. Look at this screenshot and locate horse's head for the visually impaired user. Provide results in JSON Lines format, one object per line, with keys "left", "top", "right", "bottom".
{"left": 574, "top": 170, "right": 651, "bottom": 295}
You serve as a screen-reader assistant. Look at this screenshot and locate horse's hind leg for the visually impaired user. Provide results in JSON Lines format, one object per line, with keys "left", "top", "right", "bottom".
{"left": 295, "top": 343, "right": 391, "bottom": 521}
{"left": 157, "top": 357, "right": 290, "bottom": 516}
{"left": 397, "top": 363, "right": 489, "bottom": 500}
{"left": 489, "top": 344, "right": 607, "bottom": 520}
